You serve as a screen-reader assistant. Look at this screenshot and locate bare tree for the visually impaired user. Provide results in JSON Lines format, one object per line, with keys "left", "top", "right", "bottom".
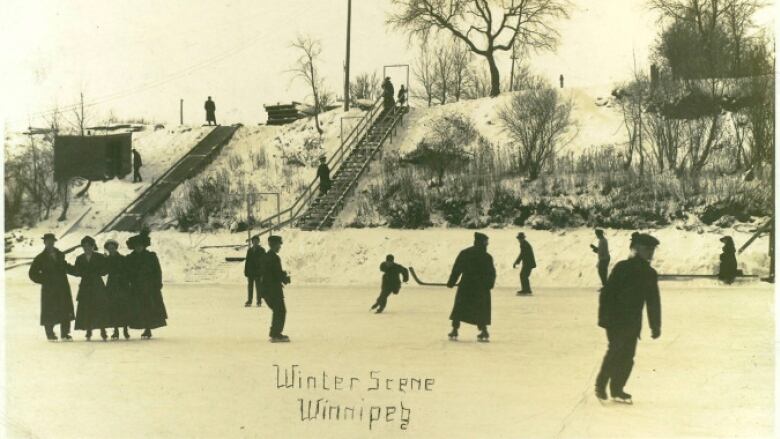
{"left": 449, "top": 41, "right": 471, "bottom": 101}
{"left": 290, "top": 35, "right": 325, "bottom": 135}
{"left": 465, "top": 64, "right": 493, "bottom": 99}
{"left": 413, "top": 45, "right": 436, "bottom": 107}
{"left": 350, "top": 72, "right": 380, "bottom": 101}
{"left": 433, "top": 42, "right": 454, "bottom": 104}
{"left": 499, "top": 83, "right": 573, "bottom": 180}
{"left": 388, "top": 0, "right": 570, "bottom": 97}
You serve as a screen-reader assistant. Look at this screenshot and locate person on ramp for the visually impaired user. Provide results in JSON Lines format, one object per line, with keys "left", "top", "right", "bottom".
{"left": 262, "top": 235, "right": 291, "bottom": 342}
{"left": 132, "top": 148, "right": 143, "bottom": 183}
{"left": 28, "top": 233, "right": 75, "bottom": 341}
{"left": 513, "top": 232, "right": 536, "bottom": 295}
{"left": 595, "top": 233, "right": 662, "bottom": 404}
{"left": 204, "top": 96, "right": 217, "bottom": 126}
{"left": 446, "top": 232, "right": 496, "bottom": 342}
{"left": 370, "top": 254, "right": 409, "bottom": 314}
{"left": 244, "top": 236, "right": 266, "bottom": 307}
{"left": 317, "top": 156, "right": 331, "bottom": 196}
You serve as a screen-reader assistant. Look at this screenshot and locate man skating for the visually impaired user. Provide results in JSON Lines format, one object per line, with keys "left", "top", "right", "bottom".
{"left": 513, "top": 232, "right": 536, "bottom": 295}
{"left": 595, "top": 233, "right": 662, "bottom": 404}
{"left": 244, "top": 236, "right": 265, "bottom": 307}
{"left": 370, "top": 254, "right": 409, "bottom": 314}
{"left": 28, "top": 233, "right": 75, "bottom": 341}
{"left": 446, "top": 232, "right": 496, "bottom": 342}
{"left": 591, "top": 229, "right": 611, "bottom": 287}
{"left": 262, "top": 235, "right": 291, "bottom": 342}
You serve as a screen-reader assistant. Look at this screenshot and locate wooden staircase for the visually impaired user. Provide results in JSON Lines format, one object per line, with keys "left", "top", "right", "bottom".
{"left": 296, "top": 109, "right": 403, "bottom": 230}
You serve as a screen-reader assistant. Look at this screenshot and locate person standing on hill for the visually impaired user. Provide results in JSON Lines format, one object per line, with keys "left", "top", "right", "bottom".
{"left": 317, "top": 156, "right": 331, "bottom": 196}
{"left": 244, "top": 236, "right": 266, "bottom": 307}
{"left": 28, "top": 233, "right": 75, "bottom": 341}
{"left": 718, "top": 236, "right": 738, "bottom": 284}
{"left": 262, "top": 235, "right": 291, "bottom": 342}
{"left": 513, "top": 232, "right": 536, "bottom": 295}
{"left": 204, "top": 96, "right": 217, "bottom": 126}
{"left": 370, "top": 254, "right": 409, "bottom": 314}
{"left": 382, "top": 77, "right": 395, "bottom": 113}
{"left": 591, "top": 229, "right": 611, "bottom": 287}
{"left": 595, "top": 233, "right": 662, "bottom": 404}
{"left": 132, "top": 148, "right": 143, "bottom": 183}
{"left": 447, "top": 232, "right": 496, "bottom": 342}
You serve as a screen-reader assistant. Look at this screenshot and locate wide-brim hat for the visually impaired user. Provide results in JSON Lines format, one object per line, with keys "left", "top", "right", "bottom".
{"left": 631, "top": 233, "right": 660, "bottom": 247}
{"left": 42, "top": 233, "right": 57, "bottom": 242}
{"left": 268, "top": 235, "right": 283, "bottom": 245}
{"left": 516, "top": 232, "right": 525, "bottom": 239}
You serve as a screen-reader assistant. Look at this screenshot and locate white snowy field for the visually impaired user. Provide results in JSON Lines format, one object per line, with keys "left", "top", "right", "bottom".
{"left": 3, "top": 279, "right": 773, "bottom": 439}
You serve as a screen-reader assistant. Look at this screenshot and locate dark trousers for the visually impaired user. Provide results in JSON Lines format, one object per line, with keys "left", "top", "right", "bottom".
{"left": 133, "top": 167, "right": 142, "bottom": 182}
{"left": 264, "top": 290, "right": 286, "bottom": 337}
{"left": 373, "top": 288, "right": 396, "bottom": 312}
{"left": 246, "top": 277, "right": 262, "bottom": 304}
{"left": 319, "top": 182, "right": 330, "bottom": 196}
{"left": 596, "top": 326, "right": 640, "bottom": 394}
{"left": 520, "top": 266, "right": 533, "bottom": 292}
{"left": 597, "top": 259, "right": 610, "bottom": 286}
{"left": 451, "top": 320, "right": 487, "bottom": 332}
{"left": 45, "top": 321, "right": 71, "bottom": 338}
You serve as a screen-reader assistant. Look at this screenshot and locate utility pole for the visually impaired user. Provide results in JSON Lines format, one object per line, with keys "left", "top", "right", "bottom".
{"left": 509, "top": 42, "right": 517, "bottom": 92}
{"left": 180, "top": 99, "right": 184, "bottom": 125}
{"left": 343, "top": 0, "right": 352, "bottom": 112}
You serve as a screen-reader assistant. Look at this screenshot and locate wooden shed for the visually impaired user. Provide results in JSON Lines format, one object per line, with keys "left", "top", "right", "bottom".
{"left": 54, "top": 133, "right": 133, "bottom": 182}
{"left": 264, "top": 102, "right": 305, "bottom": 125}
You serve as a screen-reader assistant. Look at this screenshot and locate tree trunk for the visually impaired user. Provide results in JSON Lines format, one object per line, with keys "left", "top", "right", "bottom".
{"left": 487, "top": 55, "right": 501, "bottom": 97}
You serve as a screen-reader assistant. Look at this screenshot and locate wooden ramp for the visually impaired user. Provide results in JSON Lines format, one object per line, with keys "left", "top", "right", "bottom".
{"left": 103, "top": 125, "right": 238, "bottom": 232}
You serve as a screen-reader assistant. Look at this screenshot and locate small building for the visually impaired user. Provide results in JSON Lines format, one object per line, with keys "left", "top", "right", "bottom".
{"left": 264, "top": 102, "right": 305, "bottom": 125}
{"left": 54, "top": 133, "right": 133, "bottom": 182}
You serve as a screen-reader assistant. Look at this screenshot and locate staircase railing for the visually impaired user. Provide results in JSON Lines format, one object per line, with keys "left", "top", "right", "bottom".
{"left": 201, "top": 97, "right": 386, "bottom": 248}
{"left": 314, "top": 105, "right": 406, "bottom": 230}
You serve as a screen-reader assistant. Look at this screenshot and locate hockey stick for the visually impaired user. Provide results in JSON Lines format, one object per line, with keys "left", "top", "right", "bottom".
{"left": 408, "top": 267, "right": 457, "bottom": 287}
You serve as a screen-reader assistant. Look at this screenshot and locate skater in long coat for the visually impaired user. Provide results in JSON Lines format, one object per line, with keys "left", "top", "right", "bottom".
{"left": 126, "top": 233, "right": 167, "bottom": 339}
{"left": 718, "top": 236, "right": 738, "bottom": 284}
{"left": 446, "top": 232, "right": 496, "bottom": 342}
{"left": 595, "top": 233, "right": 662, "bottom": 404}
{"left": 370, "top": 254, "right": 409, "bottom": 314}
{"left": 261, "top": 235, "right": 291, "bottom": 342}
{"left": 70, "top": 236, "right": 111, "bottom": 341}
{"left": 28, "top": 233, "right": 75, "bottom": 341}
{"left": 244, "top": 236, "right": 266, "bottom": 307}
{"left": 104, "top": 239, "right": 132, "bottom": 340}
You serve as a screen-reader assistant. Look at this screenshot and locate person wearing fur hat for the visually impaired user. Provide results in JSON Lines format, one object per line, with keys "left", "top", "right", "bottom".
{"left": 104, "top": 239, "right": 131, "bottom": 340}
{"left": 70, "top": 236, "right": 111, "bottom": 341}
{"left": 718, "top": 236, "right": 738, "bottom": 284}
{"left": 446, "top": 232, "right": 496, "bottom": 342}
{"left": 126, "top": 232, "right": 167, "bottom": 339}
{"left": 28, "top": 233, "right": 75, "bottom": 341}
{"left": 595, "top": 232, "right": 662, "bottom": 404}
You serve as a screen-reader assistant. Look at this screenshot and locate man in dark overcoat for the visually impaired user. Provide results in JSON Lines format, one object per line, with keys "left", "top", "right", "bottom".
{"left": 513, "top": 232, "right": 536, "bottom": 295}
{"left": 132, "top": 148, "right": 143, "bottom": 183}
{"left": 261, "top": 235, "right": 291, "bottom": 342}
{"left": 317, "top": 156, "right": 331, "bottom": 196}
{"left": 204, "top": 96, "right": 217, "bottom": 125}
{"left": 28, "top": 233, "right": 74, "bottom": 341}
{"left": 595, "top": 233, "right": 662, "bottom": 404}
{"left": 446, "top": 232, "right": 496, "bottom": 342}
{"left": 244, "top": 236, "right": 266, "bottom": 307}
{"left": 370, "top": 254, "right": 409, "bottom": 314}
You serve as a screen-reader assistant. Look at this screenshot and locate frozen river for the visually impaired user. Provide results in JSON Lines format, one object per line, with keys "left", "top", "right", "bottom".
{"left": 3, "top": 279, "right": 774, "bottom": 438}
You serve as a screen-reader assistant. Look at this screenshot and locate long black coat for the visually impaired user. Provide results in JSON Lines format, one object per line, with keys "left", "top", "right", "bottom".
{"left": 261, "top": 251, "right": 289, "bottom": 297}
{"left": 244, "top": 246, "right": 266, "bottom": 278}
{"left": 447, "top": 245, "right": 496, "bottom": 326}
{"left": 718, "top": 249, "right": 738, "bottom": 283}
{"left": 126, "top": 250, "right": 167, "bottom": 330}
{"left": 28, "top": 249, "right": 75, "bottom": 326}
{"left": 71, "top": 253, "right": 111, "bottom": 330}
{"left": 598, "top": 257, "right": 661, "bottom": 333}
{"left": 105, "top": 253, "right": 132, "bottom": 327}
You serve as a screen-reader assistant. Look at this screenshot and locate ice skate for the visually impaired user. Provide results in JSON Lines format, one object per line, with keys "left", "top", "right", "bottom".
{"left": 61, "top": 334, "right": 73, "bottom": 342}
{"left": 270, "top": 334, "right": 290, "bottom": 343}
{"left": 123, "top": 328, "right": 131, "bottom": 339}
{"left": 141, "top": 330, "right": 152, "bottom": 340}
{"left": 100, "top": 329, "right": 108, "bottom": 341}
{"left": 611, "top": 391, "right": 633, "bottom": 404}
{"left": 516, "top": 290, "right": 533, "bottom": 296}
{"left": 595, "top": 385, "right": 608, "bottom": 402}
{"left": 477, "top": 330, "right": 490, "bottom": 343}
{"left": 111, "top": 329, "right": 120, "bottom": 340}
{"left": 244, "top": 301, "right": 252, "bottom": 307}
{"left": 447, "top": 329, "right": 458, "bottom": 341}
{"left": 85, "top": 330, "right": 92, "bottom": 341}
{"left": 46, "top": 334, "right": 58, "bottom": 342}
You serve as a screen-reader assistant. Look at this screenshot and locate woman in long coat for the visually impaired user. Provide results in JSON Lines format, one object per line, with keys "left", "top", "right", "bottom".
{"left": 718, "top": 236, "right": 738, "bottom": 284}
{"left": 28, "top": 233, "right": 75, "bottom": 341}
{"left": 446, "top": 232, "right": 496, "bottom": 342}
{"left": 70, "top": 236, "right": 110, "bottom": 341}
{"left": 104, "top": 239, "right": 131, "bottom": 340}
{"left": 126, "top": 233, "right": 167, "bottom": 339}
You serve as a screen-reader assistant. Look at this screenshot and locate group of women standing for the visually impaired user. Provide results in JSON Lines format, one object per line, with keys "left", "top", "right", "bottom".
{"left": 28, "top": 231, "right": 167, "bottom": 341}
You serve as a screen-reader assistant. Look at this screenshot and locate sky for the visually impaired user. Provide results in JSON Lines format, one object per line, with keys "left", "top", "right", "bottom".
{"left": 0, "top": 0, "right": 766, "bottom": 130}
